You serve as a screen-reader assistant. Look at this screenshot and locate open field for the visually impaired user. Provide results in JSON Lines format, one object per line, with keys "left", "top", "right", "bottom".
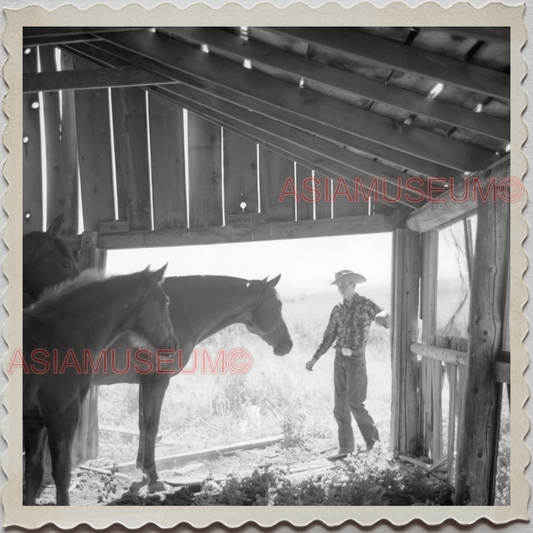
{"left": 94, "top": 281, "right": 509, "bottom": 505}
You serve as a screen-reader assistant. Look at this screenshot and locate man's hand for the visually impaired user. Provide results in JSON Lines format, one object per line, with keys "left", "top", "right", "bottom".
{"left": 306, "top": 356, "right": 318, "bottom": 371}
{"left": 375, "top": 310, "right": 390, "bottom": 329}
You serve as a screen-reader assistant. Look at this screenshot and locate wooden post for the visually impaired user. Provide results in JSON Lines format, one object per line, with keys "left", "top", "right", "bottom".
{"left": 455, "top": 174, "right": 510, "bottom": 505}
{"left": 72, "top": 233, "right": 107, "bottom": 467}
{"left": 390, "top": 228, "right": 421, "bottom": 455}
{"left": 419, "top": 231, "right": 442, "bottom": 461}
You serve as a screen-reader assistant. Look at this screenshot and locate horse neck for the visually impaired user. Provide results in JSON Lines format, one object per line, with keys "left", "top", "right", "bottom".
{"left": 175, "top": 278, "right": 260, "bottom": 345}
{"left": 60, "top": 280, "right": 143, "bottom": 351}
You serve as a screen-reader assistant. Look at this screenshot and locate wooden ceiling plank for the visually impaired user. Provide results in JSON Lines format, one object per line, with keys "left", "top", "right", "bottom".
{"left": 64, "top": 40, "right": 466, "bottom": 178}
{"left": 24, "top": 65, "right": 175, "bottom": 93}
{"left": 152, "top": 85, "right": 419, "bottom": 209}
{"left": 271, "top": 28, "right": 510, "bottom": 102}
{"left": 162, "top": 27, "right": 508, "bottom": 141}
{"left": 91, "top": 32, "right": 498, "bottom": 172}
{"left": 429, "top": 27, "right": 510, "bottom": 45}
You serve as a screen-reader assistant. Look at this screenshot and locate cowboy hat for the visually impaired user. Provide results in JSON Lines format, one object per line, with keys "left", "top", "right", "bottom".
{"left": 330, "top": 270, "right": 367, "bottom": 285}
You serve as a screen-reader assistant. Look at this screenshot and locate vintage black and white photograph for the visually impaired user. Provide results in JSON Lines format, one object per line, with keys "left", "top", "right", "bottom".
{"left": 2, "top": 1, "right": 529, "bottom": 529}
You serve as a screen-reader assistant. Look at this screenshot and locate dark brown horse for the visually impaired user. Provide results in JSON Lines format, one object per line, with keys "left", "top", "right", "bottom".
{"left": 23, "top": 266, "right": 178, "bottom": 505}
{"left": 23, "top": 215, "right": 80, "bottom": 307}
{"left": 100, "top": 274, "right": 293, "bottom": 491}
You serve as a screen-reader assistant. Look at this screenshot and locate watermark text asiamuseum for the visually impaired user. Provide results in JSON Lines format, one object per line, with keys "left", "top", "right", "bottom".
{"left": 8, "top": 348, "right": 253, "bottom": 376}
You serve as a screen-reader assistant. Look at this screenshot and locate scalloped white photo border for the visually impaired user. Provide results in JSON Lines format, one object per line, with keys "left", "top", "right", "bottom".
{"left": 1, "top": 2, "right": 528, "bottom": 529}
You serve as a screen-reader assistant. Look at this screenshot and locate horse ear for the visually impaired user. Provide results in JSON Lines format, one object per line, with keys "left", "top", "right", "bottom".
{"left": 154, "top": 264, "right": 168, "bottom": 283}
{"left": 267, "top": 274, "right": 281, "bottom": 288}
{"left": 46, "top": 215, "right": 65, "bottom": 238}
{"left": 262, "top": 276, "right": 268, "bottom": 282}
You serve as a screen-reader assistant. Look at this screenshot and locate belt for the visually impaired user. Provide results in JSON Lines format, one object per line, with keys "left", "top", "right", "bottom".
{"left": 338, "top": 347, "right": 365, "bottom": 357}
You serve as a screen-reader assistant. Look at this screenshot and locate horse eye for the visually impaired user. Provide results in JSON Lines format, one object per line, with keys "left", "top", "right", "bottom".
{"left": 63, "top": 262, "right": 71, "bottom": 269}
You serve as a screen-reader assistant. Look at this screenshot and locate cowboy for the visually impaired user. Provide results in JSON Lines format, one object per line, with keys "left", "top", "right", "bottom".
{"left": 306, "top": 270, "right": 390, "bottom": 456}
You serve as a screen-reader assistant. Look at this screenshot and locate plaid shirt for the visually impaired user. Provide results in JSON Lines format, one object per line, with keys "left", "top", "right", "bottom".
{"left": 314, "top": 294, "right": 382, "bottom": 358}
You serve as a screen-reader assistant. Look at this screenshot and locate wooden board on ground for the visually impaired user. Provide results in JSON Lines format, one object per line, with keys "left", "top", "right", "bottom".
{"left": 114, "top": 435, "right": 285, "bottom": 476}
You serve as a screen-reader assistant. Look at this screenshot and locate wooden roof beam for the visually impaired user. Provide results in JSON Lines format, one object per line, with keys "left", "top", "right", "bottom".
{"left": 92, "top": 30, "right": 498, "bottom": 172}
{"left": 161, "top": 27, "right": 509, "bottom": 141}
{"left": 405, "top": 155, "right": 510, "bottom": 232}
{"left": 71, "top": 40, "right": 460, "bottom": 181}
{"left": 23, "top": 65, "right": 175, "bottom": 93}
{"left": 152, "top": 84, "right": 420, "bottom": 209}
{"left": 62, "top": 214, "right": 392, "bottom": 250}
{"left": 270, "top": 28, "right": 510, "bottom": 102}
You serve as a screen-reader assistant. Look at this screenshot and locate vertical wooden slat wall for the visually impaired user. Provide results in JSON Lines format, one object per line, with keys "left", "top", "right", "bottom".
{"left": 112, "top": 87, "right": 152, "bottom": 231}
{"left": 295, "top": 163, "right": 314, "bottom": 221}
{"left": 314, "top": 172, "right": 332, "bottom": 220}
{"left": 259, "top": 146, "right": 295, "bottom": 222}
{"left": 40, "top": 47, "right": 79, "bottom": 234}
{"left": 22, "top": 47, "right": 43, "bottom": 232}
{"left": 332, "top": 177, "right": 369, "bottom": 218}
{"left": 224, "top": 130, "right": 258, "bottom": 215}
{"left": 390, "top": 228, "right": 420, "bottom": 455}
{"left": 188, "top": 112, "right": 223, "bottom": 228}
{"left": 73, "top": 56, "right": 115, "bottom": 232}
{"left": 148, "top": 94, "right": 187, "bottom": 230}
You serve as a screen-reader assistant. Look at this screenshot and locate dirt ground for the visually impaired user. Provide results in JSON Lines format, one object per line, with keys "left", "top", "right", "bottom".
{"left": 35, "top": 431, "right": 341, "bottom": 506}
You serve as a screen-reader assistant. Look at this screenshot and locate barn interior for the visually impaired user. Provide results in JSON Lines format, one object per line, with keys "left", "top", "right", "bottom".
{"left": 22, "top": 26, "right": 511, "bottom": 505}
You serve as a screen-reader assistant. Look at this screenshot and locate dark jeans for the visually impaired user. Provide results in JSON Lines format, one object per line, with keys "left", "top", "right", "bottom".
{"left": 333, "top": 353, "right": 379, "bottom": 452}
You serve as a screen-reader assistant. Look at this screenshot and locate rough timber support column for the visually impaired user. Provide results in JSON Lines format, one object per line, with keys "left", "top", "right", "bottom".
{"left": 390, "top": 228, "right": 421, "bottom": 455}
{"left": 455, "top": 168, "right": 510, "bottom": 505}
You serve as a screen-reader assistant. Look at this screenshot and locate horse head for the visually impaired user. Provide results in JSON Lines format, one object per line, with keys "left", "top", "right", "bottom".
{"left": 125, "top": 264, "right": 179, "bottom": 353}
{"left": 244, "top": 274, "right": 293, "bottom": 356}
{"left": 23, "top": 215, "right": 80, "bottom": 304}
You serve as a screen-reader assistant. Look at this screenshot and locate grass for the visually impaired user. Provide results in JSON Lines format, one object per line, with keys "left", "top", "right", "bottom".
{"left": 97, "top": 283, "right": 510, "bottom": 505}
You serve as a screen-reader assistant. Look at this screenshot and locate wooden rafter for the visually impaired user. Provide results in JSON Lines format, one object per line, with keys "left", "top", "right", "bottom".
{"left": 63, "top": 40, "right": 465, "bottom": 179}
{"left": 161, "top": 27, "right": 509, "bottom": 141}
{"left": 152, "top": 84, "right": 421, "bottom": 208}
{"left": 270, "top": 27, "right": 510, "bottom": 102}
{"left": 91, "top": 30, "right": 499, "bottom": 172}
{"left": 23, "top": 66, "right": 175, "bottom": 93}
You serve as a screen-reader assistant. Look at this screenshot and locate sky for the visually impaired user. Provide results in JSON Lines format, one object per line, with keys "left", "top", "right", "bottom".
{"left": 105, "top": 233, "right": 393, "bottom": 296}
{"left": 105, "top": 220, "right": 474, "bottom": 299}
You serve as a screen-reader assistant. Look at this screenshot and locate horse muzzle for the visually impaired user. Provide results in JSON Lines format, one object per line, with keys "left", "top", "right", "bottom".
{"left": 274, "top": 338, "right": 293, "bottom": 356}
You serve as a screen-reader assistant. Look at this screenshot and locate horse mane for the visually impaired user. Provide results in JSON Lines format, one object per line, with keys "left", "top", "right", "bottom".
{"left": 26, "top": 269, "right": 107, "bottom": 314}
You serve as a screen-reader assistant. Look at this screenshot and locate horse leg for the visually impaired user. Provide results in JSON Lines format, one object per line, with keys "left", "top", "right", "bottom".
{"left": 136, "top": 383, "right": 146, "bottom": 475}
{"left": 23, "top": 421, "right": 47, "bottom": 505}
{"left": 46, "top": 405, "right": 81, "bottom": 506}
{"left": 139, "top": 374, "right": 171, "bottom": 492}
